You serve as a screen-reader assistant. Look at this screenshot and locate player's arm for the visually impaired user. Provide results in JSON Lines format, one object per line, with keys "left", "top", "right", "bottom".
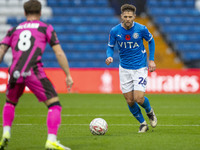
{"left": 0, "top": 44, "right": 9, "bottom": 63}
{"left": 106, "top": 46, "right": 114, "bottom": 65}
{"left": 105, "top": 29, "right": 116, "bottom": 65}
{"left": 148, "top": 38, "right": 156, "bottom": 72}
{"left": 143, "top": 25, "right": 156, "bottom": 72}
{"left": 52, "top": 44, "right": 73, "bottom": 91}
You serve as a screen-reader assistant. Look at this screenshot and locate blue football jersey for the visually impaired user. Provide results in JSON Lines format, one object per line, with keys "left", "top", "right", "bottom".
{"left": 107, "top": 22, "right": 153, "bottom": 69}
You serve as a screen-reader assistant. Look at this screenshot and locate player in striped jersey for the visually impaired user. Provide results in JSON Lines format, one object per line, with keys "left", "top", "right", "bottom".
{"left": 0, "top": 0, "right": 73, "bottom": 149}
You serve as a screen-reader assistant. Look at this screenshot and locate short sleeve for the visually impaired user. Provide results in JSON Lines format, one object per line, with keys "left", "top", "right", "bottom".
{"left": 46, "top": 24, "right": 59, "bottom": 47}
{"left": 0, "top": 28, "right": 14, "bottom": 47}
{"left": 142, "top": 26, "right": 153, "bottom": 42}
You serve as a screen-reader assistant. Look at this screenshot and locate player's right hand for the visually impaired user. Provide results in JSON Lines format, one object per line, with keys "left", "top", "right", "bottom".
{"left": 105, "top": 57, "right": 113, "bottom": 65}
{"left": 65, "top": 75, "right": 73, "bottom": 92}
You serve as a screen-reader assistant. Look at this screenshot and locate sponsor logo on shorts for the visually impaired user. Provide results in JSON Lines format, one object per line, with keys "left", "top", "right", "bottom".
{"left": 21, "top": 71, "right": 31, "bottom": 77}
{"left": 13, "top": 70, "right": 20, "bottom": 79}
{"left": 13, "top": 70, "right": 31, "bottom": 79}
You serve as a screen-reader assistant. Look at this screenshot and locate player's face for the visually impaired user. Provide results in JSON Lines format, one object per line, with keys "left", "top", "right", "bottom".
{"left": 121, "top": 11, "right": 136, "bottom": 29}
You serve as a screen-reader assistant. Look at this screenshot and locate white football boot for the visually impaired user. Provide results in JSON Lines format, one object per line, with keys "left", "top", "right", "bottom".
{"left": 147, "top": 109, "right": 157, "bottom": 128}
{"left": 138, "top": 121, "right": 149, "bottom": 133}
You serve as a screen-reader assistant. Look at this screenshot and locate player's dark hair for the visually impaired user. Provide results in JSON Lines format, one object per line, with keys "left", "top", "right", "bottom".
{"left": 121, "top": 4, "right": 136, "bottom": 14}
{"left": 23, "top": 0, "right": 41, "bottom": 15}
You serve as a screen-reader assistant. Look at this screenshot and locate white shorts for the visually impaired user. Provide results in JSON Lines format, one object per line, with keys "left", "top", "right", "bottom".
{"left": 119, "top": 66, "right": 148, "bottom": 93}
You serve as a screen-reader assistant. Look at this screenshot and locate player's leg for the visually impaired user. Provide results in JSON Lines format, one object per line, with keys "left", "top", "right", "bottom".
{"left": 0, "top": 83, "right": 25, "bottom": 149}
{"left": 134, "top": 91, "right": 151, "bottom": 112}
{"left": 134, "top": 67, "right": 157, "bottom": 128}
{"left": 134, "top": 92, "right": 157, "bottom": 128}
{"left": 44, "top": 97, "right": 70, "bottom": 150}
{"left": 123, "top": 92, "right": 148, "bottom": 133}
{"left": 123, "top": 91, "right": 145, "bottom": 124}
{"left": 141, "top": 96, "right": 151, "bottom": 113}
{"left": 119, "top": 66, "right": 147, "bottom": 132}
{"left": 44, "top": 97, "right": 61, "bottom": 143}
{"left": 140, "top": 96, "right": 157, "bottom": 127}
{"left": 26, "top": 76, "right": 70, "bottom": 150}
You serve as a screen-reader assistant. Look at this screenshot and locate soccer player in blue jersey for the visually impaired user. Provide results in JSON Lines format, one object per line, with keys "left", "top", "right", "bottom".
{"left": 105, "top": 4, "right": 157, "bottom": 133}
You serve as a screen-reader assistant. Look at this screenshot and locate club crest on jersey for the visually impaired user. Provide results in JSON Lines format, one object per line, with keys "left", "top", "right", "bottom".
{"left": 133, "top": 33, "right": 139, "bottom": 39}
{"left": 125, "top": 35, "right": 131, "bottom": 40}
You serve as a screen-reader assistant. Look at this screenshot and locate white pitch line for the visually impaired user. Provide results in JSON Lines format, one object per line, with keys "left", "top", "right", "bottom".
{"left": 62, "top": 124, "right": 200, "bottom": 127}
{"left": 63, "top": 124, "right": 200, "bottom": 127}
{"left": 3, "top": 114, "right": 199, "bottom": 117}
{"left": 0, "top": 124, "right": 199, "bottom": 127}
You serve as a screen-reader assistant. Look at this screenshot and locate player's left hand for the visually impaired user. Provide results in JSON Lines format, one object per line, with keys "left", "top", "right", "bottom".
{"left": 105, "top": 57, "right": 113, "bottom": 65}
{"left": 148, "top": 60, "right": 156, "bottom": 72}
{"left": 66, "top": 75, "right": 73, "bottom": 92}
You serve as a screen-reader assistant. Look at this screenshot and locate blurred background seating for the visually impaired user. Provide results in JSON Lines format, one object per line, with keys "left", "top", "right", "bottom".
{"left": 0, "top": 0, "right": 119, "bottom": 68}
{"left": 0, "top": 0, "right": 199, "bottom": 68}
{"left": 147, "top": 0, "right": 200, "bottom": 68}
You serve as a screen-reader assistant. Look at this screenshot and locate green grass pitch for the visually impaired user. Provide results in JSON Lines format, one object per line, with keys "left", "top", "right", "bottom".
{"left": 0, "top": 93, "right": 200, "bottom": 150}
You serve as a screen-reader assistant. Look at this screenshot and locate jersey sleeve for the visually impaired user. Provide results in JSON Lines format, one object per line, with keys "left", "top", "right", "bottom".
{"left": 0, "top": 28, "right": 14, "bottom": 47}
{"left": 108, "top": 28, "right": 116, "bottom": 47}
{"left": 46, "top": 24, "right": 60, "bottom": 47}
{"left": 142, "top": 26, "right": 153, "bottom": 42}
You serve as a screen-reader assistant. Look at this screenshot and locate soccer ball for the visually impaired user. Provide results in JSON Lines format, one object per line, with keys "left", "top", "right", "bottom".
{"left": 89, "top": 118, "right": 108, "bottom": 135}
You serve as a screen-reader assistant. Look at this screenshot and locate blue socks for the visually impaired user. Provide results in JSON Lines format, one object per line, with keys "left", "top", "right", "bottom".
{"left": 128, "top": 103, "right": 145, "bottom": 123}
{"left": 128, "top": 97, "right": 152, "bottom": 123}
{"left": 141, "top": 97, "right": 152, "bottom": 113}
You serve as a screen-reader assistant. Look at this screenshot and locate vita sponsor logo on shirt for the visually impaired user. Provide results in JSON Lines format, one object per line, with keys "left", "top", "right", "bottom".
{"left": 118, "top": 41, "right": 139, "bottom": 49}
{"left": 117, "top": 33, "right": 140, "bottom": 49}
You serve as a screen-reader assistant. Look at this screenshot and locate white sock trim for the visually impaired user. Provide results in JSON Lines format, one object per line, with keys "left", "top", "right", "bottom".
{"left": 47, "top": 134, "right": 57, "bottom": 142}
{"left": 140, "top": 121, "right": 147, "bottom": 125}
{"left": 3, "top": 126, "right": 11, "bottom": 135}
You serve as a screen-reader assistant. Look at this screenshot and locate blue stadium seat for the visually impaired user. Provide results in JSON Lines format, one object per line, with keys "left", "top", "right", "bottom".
{"left": 5, "top": 0, "right": 119, "bottom": 68}
{"left": 174, "top": 44, "right": 200, "bottom": 52}
{"left": 58, "top": 34, "right": 107, "bottom": 43}
{"left": 52, "top": 7, "right": 115, "bottom": 16}
{"left": 7, "top": 17, "right": 119, "bottom": 26}
{"left": 46, "top": 17, "right": 119, "bottom": 25}
{"left": 148, "top": 8, "right": 200, "bottom": 16}
{"left": 68, "top": 60, "right": 119, "bottom": 68}
{"left": 160, "top": 25, "right": 200, "bottom": 33}
{"left": 180, "top": 52, "right": 200, "bottom": 62}
{"left": 42, "top": 52, "right": 56, "bottom": 59}
{"left": 47, "top": 0, "right": 109, "bottom": 7}
{"left": 147, "top": 0, "right": 194, "bottom": 7}
{"left": 67, "top": 52, "right": 106, "bottom": 60}
{"left": 154, "top": 17, "right": 200, "bottom": 25}
{"left": 147, "top": 0, "right": 200, "bottom": 67}
{"left": 54, "top": 25, "right": 111, "bottom": 33}
{"left": 0, "top": 62, "right": 8, "bottom": 67}
{"left": 45, "top": 0, "right": 119, "bottom": 68}
{"left": 167, "top": 34, "right": 200, "bottom": 42}
{"left": 43, "top": 61, "right": 60, "bottom": 68}
{"left": 60, "top": 43, "right": 107, "bottom": 52}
